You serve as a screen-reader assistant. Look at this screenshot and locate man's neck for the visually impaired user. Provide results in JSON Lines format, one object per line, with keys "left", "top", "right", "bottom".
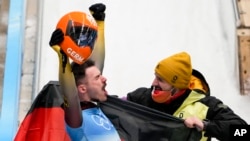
{"left": 80, "top": 101, "right": 97, "bottom": 110}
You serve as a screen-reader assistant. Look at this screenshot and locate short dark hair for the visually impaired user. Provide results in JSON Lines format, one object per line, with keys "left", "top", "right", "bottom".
{"left": 71, "top": 59, "right": 95, "bottom": 85}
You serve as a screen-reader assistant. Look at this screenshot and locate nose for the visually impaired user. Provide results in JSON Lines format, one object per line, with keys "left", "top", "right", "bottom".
{"left": 101, "top": 75, "right": 107, "bottom": 82}
{"left": 152, "top": 77, "right": 159, "bottom": 86}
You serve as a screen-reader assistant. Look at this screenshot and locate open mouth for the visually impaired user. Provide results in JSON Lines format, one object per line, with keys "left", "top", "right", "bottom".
{"left": 151, "top": 86, "right": 162, "bottom": 95}
{"left": 153, "top": 86, "right": 162, "bottom": 91}
{"left": 102, "top": 85, "right": 108, "bottom": 95}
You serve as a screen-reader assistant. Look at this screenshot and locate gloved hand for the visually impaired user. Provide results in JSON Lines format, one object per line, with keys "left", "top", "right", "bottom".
{"left": 89, "top": 3, "right": 106, "bottom": 21}
{"left": 49, "top": 28, "right": 64, "bottom": 46}
{"left": 50, "top": 28, "right": 67, "bottom": 72}
{"left": 51, "top": 43, "right": 68, "bottom": 73}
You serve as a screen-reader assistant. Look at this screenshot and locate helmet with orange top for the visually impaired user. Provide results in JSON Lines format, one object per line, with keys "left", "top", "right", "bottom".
{"left": 56, "top": 11, "right": 98, "bottom": 64}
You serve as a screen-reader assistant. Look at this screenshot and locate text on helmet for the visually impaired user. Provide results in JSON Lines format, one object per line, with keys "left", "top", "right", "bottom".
{"left": 67, "top": 48, "right": 84, "bottom": 62}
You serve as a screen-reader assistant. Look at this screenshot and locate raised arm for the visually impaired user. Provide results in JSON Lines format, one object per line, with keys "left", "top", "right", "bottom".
{"left": 49, "top": 30, "right": 82, "bottom": 128}
{"left": 89, "top": 3, "right": 106, "bottom": 73}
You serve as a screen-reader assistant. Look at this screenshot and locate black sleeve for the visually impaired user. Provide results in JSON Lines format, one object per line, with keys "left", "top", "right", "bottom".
{"left": 202, "top": 96, "right": 248, "bottom": 141}
{"left": 127, "top": 87, "right": 152, "bottom": 105}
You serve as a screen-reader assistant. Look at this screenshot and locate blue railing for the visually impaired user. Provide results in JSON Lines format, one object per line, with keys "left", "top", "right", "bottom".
{"left": 0, "top": 0, "right": 25, "bottom": 140}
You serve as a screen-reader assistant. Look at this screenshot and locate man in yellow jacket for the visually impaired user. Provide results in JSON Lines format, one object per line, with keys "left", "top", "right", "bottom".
{"left": 126, "top": 51, "right": 248, "bottom": 141}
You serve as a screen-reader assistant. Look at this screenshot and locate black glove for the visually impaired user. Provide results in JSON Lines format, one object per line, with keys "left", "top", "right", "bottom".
{"left": 89, "top": 3, "right": 106, "bottom": 21}
{"left": 49, "top": 28, "right": 64, "bottom": 46}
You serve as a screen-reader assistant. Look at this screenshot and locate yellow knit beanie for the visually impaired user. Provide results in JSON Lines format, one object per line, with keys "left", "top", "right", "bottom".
{"left": 155, "top": 52, "right": 192, "bottom": 89}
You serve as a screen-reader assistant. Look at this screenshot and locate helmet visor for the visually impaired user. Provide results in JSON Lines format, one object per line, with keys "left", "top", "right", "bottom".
{"left": 66, "top": 20, "right": 97, "bottom": 49}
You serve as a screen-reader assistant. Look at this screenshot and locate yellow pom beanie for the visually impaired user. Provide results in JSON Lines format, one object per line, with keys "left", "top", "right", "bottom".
{"left": 155, "top": 52, "right": 192, "bottom": 89}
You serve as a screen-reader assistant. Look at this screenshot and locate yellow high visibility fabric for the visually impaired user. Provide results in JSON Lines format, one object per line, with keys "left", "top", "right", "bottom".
{"left": 173, "top": 91, "right": 208, "bottom": 141}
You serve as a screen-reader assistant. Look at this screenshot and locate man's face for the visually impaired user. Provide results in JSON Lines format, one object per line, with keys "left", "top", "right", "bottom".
{"left": 152, "top": 73, "right": 172, "bottom": 91}
{"left": 84, "top": 66, "right": 108, "bottom": 102}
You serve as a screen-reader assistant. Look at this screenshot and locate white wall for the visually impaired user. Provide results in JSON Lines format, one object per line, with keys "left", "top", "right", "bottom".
{"left": 37, "top": 0, "right": 250, "bottom": 127}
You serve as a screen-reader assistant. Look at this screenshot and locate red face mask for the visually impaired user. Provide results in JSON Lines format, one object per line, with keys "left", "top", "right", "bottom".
{"left": 151, "top": 86, "right": 175, "bottom": 103}
{"left": 151, "top": 86, "right": 186, "bottom": 104}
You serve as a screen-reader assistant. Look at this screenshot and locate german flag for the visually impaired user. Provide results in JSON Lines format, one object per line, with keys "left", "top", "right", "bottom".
{"left": 14, "top": 81, "right": 70, "bottom": 141}
{"left": 100, "top": 95, "right": 202, "bottom": 141}
{"left": 15, "top": 81, "right": 201, "bottom": 141}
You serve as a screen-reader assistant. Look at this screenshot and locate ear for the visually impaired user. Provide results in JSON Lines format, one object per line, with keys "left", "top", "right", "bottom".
{"left": 77, "top": 84, "right": 87, "bottom": 94}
